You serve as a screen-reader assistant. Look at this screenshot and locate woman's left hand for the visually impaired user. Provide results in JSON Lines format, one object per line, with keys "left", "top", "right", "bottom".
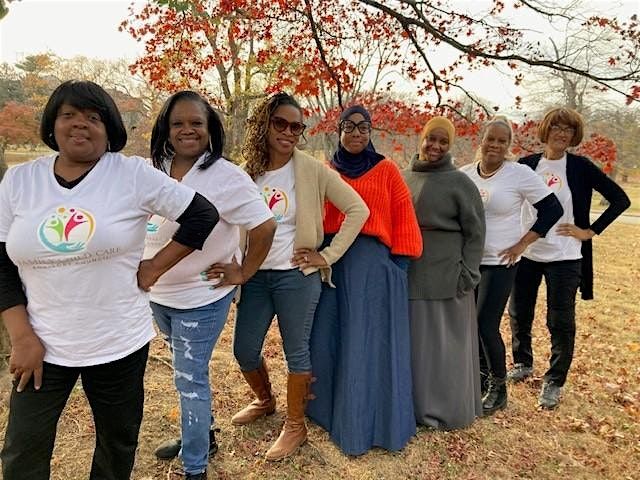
{"left": 292, "top": 248, "right": 328, "bottom": 270}
{"left": 556, "top": 223, "right": 595, "bottom": 240}
{"left": 137, "top": 259, "right": 163, "bottom": 292}
{"left": 499, "top": 241, "right": 527, "bottom": 267}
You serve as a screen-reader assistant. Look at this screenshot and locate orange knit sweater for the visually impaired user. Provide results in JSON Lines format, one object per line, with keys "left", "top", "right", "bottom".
{"left": 324, "top": 159, "right": 423, "bottom": 257}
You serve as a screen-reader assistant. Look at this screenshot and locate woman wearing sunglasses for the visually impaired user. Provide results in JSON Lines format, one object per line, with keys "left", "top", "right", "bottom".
{"left": 307, "top": 105, "right": 422, "bottom": 455}
{"left": 222, "top": 92, "right": 368, "bottom": 461}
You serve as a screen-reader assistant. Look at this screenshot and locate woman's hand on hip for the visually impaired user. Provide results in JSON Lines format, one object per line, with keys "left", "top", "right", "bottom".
{"left": 499, "top": 241, "right": 527, "bottom": 267}
{"left": 292, "top": 248, "right": 328, "bottom": 270}
{"left": 10, "top": 333, "right": 45, "bottom": 392}
{"left": 556, "top": 223, "right": 595, "bottom": 241}
{"left": 137, "top": 259, "right": 163, "bottom": 292}
{"left": 207, "top": 256, "right": 245, "bottom": 287}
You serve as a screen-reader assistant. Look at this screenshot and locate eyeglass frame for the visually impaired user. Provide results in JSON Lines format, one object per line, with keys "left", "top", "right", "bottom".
{"left": 549, "top": 124, "right": 576, "bottom": 135}
{"left": 270, "top": 116, "right": 306, "bottom": 136}
{"left": 340, "top": 119, "right": 372, "bottom": 134}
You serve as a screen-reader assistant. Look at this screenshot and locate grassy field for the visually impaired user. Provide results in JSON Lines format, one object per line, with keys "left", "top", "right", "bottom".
{"left": 0, "top": 222, "right": 638, "bottom": 479}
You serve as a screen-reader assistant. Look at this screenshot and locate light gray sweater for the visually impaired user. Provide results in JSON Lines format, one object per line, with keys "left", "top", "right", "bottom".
{"left": 402, "top": 154, "right": 485, "bottom": 300}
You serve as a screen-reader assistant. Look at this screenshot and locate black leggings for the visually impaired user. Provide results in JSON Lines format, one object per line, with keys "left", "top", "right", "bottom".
{"left": 476, "top": 264, "right": 519, "bottom": 379}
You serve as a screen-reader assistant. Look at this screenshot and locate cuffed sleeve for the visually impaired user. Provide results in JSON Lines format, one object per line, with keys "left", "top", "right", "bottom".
{"left": 529, "top": 193, "right": 563, "bottom": 237}
{"left": 173, "top": 192, "right": 219, "bottom": 250}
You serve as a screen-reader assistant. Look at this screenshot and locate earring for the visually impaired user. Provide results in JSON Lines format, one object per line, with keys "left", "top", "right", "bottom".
{"left": 106, "top": 141, "right": 111, "bottom": 152}
{"left": 208, "top": 136, "right": 213, "bottom": 152}
{"left": 163, "top": 141, "right": 174, "bottom": 158}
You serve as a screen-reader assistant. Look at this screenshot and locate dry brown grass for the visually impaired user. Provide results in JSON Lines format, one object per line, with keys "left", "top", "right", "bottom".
{"left": 1, "top": 223, "right": 639, "bottom": 480}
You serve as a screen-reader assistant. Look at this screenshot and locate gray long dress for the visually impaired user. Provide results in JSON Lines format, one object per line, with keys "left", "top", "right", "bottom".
{"left": 402, "top": 153, "right": 485, "bottom": 429}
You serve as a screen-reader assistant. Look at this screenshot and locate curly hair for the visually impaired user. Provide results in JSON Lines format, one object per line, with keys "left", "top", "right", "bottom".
{"left": 241, "top": 92, "right": 302, "bottom": 179}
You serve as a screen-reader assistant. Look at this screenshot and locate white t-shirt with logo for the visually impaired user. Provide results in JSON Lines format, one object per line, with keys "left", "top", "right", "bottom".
{"left": 522, "top": 154, "right": 582, "bottom": 262}
{"left": 144, "top": 155, "right": 274, "bottom": 308}
{"left": 255, "top": 160, "right": 296, "bottom": 270}
{"left": 0, "top": 153, "right": 195, "bottom": 367}
{"left": 462, "top": 161, "right": 552, "bottom": 266}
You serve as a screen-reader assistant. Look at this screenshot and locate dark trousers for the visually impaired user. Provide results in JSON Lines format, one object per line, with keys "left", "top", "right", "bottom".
{"left": 508, "top": 258, "right": 581, "bottom": 386}
{"left": 1, "top": 344, "right": 149, "bottom": 480}
{"left": 476, "top": 264, "right": 519, "bottom": 380}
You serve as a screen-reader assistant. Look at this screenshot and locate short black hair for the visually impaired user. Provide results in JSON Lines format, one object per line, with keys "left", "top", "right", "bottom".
{"left": 40, "top": 80, "right": 127, "bottom": 152}
{"left": 150, "top": 91, "right": 226, "bottom": 171}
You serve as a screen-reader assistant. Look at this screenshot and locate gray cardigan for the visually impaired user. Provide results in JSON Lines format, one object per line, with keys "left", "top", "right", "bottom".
{"left": 402, "top": 154, "right": 485, "bottom": 300}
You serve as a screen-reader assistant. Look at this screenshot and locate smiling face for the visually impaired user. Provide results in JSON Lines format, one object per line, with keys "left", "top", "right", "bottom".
{"left": 545, "top": 122, "right": 575, "bottom": 156}
{"left": 480, "top": 123, "right": 511, "bottom": 168}
{"left": 54, "top": 104, "right": 108, "bottom": 164}
{"left": 267, "top": 104, "right": 302, "bottom": 159}
{"left": 168, "top": 99, "right": 210, "bottom": 163}
{"left": 340, "top": 112, "right": 370, "bottom": 155}
{"left": 420, "top": 127, "right": 450, "bottom": 162}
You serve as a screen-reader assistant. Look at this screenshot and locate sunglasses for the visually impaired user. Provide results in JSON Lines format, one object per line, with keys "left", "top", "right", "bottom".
{"left": 270, "top": 116, "right": 306, "bottom": 136}
{"left": 340, "top": 120, "right": 372, "bottom": 134}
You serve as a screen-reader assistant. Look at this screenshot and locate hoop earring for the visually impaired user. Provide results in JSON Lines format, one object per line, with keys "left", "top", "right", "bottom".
{"left": 298, "top": 134, "right": 308, "bottom": 147}
{"left": 208, "top": 136, "right": 213, "bottom": 152}
{"left": 106, "top": 141, "right": 111, "bottom": 152}
{"left": 163, "top": 141, "right": 175, "bottom": 158}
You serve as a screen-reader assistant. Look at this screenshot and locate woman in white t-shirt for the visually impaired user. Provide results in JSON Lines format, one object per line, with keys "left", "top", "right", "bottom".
{"left": 143, "top": 91, "right": 276, "bottom": 479}
{"left": 0, "top": 81, "right": 219, "bottom": 480}
{"left": 461, "top": 116, "right": 562, "bottom": 416}
{"left": 221, "top": 92, "right": 368, "bottom": 461}
{"left": 508, "top": 108, "right": 630, "bottom": 410}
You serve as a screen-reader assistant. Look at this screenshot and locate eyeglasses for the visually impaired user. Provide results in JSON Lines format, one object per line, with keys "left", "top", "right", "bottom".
{"left": 270, "top": 116, "right": 306, "bottom": 136}
{"left": 340, "top": 120, "right": 372, "bottom": 134}
{"left": 549, "top": 124, "right": 576, "bottom": 135}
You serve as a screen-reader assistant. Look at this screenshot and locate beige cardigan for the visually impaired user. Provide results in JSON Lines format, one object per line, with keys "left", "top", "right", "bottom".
{"left": 242, "top": 148, "right": 369, "bottom": 284}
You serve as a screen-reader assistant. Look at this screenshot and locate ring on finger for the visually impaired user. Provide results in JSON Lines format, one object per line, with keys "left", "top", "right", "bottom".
{"left": 304, "top": 255, "right": 309, "bottom": 262}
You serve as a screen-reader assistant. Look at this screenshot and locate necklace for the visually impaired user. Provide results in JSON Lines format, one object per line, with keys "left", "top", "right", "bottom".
{"left": 477, "top": 161, "right": 503, "bottom": 179}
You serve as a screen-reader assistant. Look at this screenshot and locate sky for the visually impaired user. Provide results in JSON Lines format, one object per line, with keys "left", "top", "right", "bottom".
{"left": 0, "top": 0, "right": 638, "bottom": 109}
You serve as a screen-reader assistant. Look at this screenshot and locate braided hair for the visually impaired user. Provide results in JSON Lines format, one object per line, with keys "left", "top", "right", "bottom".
{"left": 242, "top": 92, "right": 302, "bottom": 179}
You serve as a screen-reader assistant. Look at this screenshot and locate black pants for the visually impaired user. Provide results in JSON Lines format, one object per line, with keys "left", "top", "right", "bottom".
{"left": 508, "top": 258, "right": 581, "bottom": 386}
{"left": 476, "top": 264, "right": 519, "bottom": 380}
{"left": 1, "top": 344, "right": 149, "bottom": 480}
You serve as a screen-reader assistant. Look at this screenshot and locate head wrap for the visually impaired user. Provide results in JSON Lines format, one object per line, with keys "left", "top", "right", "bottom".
{"left": 331, "top": 105, "right": 384, "bottom": 179}
{"left": 420, "top": 116, "right": 456, "bottom": 146}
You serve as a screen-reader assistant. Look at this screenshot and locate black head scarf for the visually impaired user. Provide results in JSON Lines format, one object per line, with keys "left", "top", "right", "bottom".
{"left": 331, "top": 105, "right": 384, "bottom": 179}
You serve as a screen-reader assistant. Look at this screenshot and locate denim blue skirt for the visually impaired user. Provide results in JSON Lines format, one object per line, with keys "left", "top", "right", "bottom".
{"left": 307, "top": 234, "right": 416, "bottom": 455}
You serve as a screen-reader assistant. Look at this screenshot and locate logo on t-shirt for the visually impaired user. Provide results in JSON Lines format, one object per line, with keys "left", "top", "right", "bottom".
{"left": 146, "top": 218, "right": 167, "bottom": 233}
{"left": 261, "top": 186, "right": 289, "bottom": 222}
{"left": 543, "top": 172, "right": 562, "bottom": 191}
{"left": 478, "top": 188, "right": 489, "bottom": 204}
{"left": 38, "top": 206, "right": 96, "bottom": 254}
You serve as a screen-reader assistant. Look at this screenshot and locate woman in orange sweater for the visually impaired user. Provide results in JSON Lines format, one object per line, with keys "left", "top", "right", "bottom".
{"left": 306, "top": 105, "right": 422, "bottom": 455}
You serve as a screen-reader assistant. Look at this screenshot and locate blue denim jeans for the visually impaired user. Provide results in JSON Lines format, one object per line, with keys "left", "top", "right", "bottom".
{"left": 234, "top": 269, "right": 321, "bottom": 373}
{"left": 150, "top": 290, "right": 234, "bottom": 475}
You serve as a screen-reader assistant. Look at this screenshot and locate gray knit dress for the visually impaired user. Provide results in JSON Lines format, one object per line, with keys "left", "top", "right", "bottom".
{"left": 402, "top": 153, "right": 485, "bottom": 429}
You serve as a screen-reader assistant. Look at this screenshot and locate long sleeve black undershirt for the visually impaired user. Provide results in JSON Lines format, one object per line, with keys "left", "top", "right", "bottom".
{"left": 529, "top": 192, "right": 564, "bottom": 237}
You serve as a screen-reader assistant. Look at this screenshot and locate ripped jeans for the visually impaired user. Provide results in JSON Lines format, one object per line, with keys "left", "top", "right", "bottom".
{"left": 150, "top": 290, "right": 234, "bottom": 475}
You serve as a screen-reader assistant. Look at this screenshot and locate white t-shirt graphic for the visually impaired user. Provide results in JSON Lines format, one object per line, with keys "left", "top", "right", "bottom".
{"left": 0, "top": 153, "right": 195, "bottom": 366}
{"left": 462, "top": 161, "right": 552, "bottom": 266}
{"left": 523, "top": 154, "right": 582, "bottom": 262}
{"left": 255, "top": 160, "right": 297, "bottom": 270}
{"left": 144, "top": 155, "right": 273, "bottom": 308}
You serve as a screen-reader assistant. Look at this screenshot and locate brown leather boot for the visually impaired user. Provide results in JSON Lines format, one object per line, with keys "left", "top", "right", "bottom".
{"left": 265, "top": 372, "right": 313, "bottom": 461}
{"left": 231, "top": 359, "right": 276, "bottom": 425}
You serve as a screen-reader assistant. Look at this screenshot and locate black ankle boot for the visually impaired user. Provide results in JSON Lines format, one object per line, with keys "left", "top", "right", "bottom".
{"left": 480, "top": 371, "right": 491, "bottom": 397}
{"left": 154, "top": 427, "right": 219, "bottom": 460}
{"left": 482, "top": 377, "right": 507, "bottom": 415}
